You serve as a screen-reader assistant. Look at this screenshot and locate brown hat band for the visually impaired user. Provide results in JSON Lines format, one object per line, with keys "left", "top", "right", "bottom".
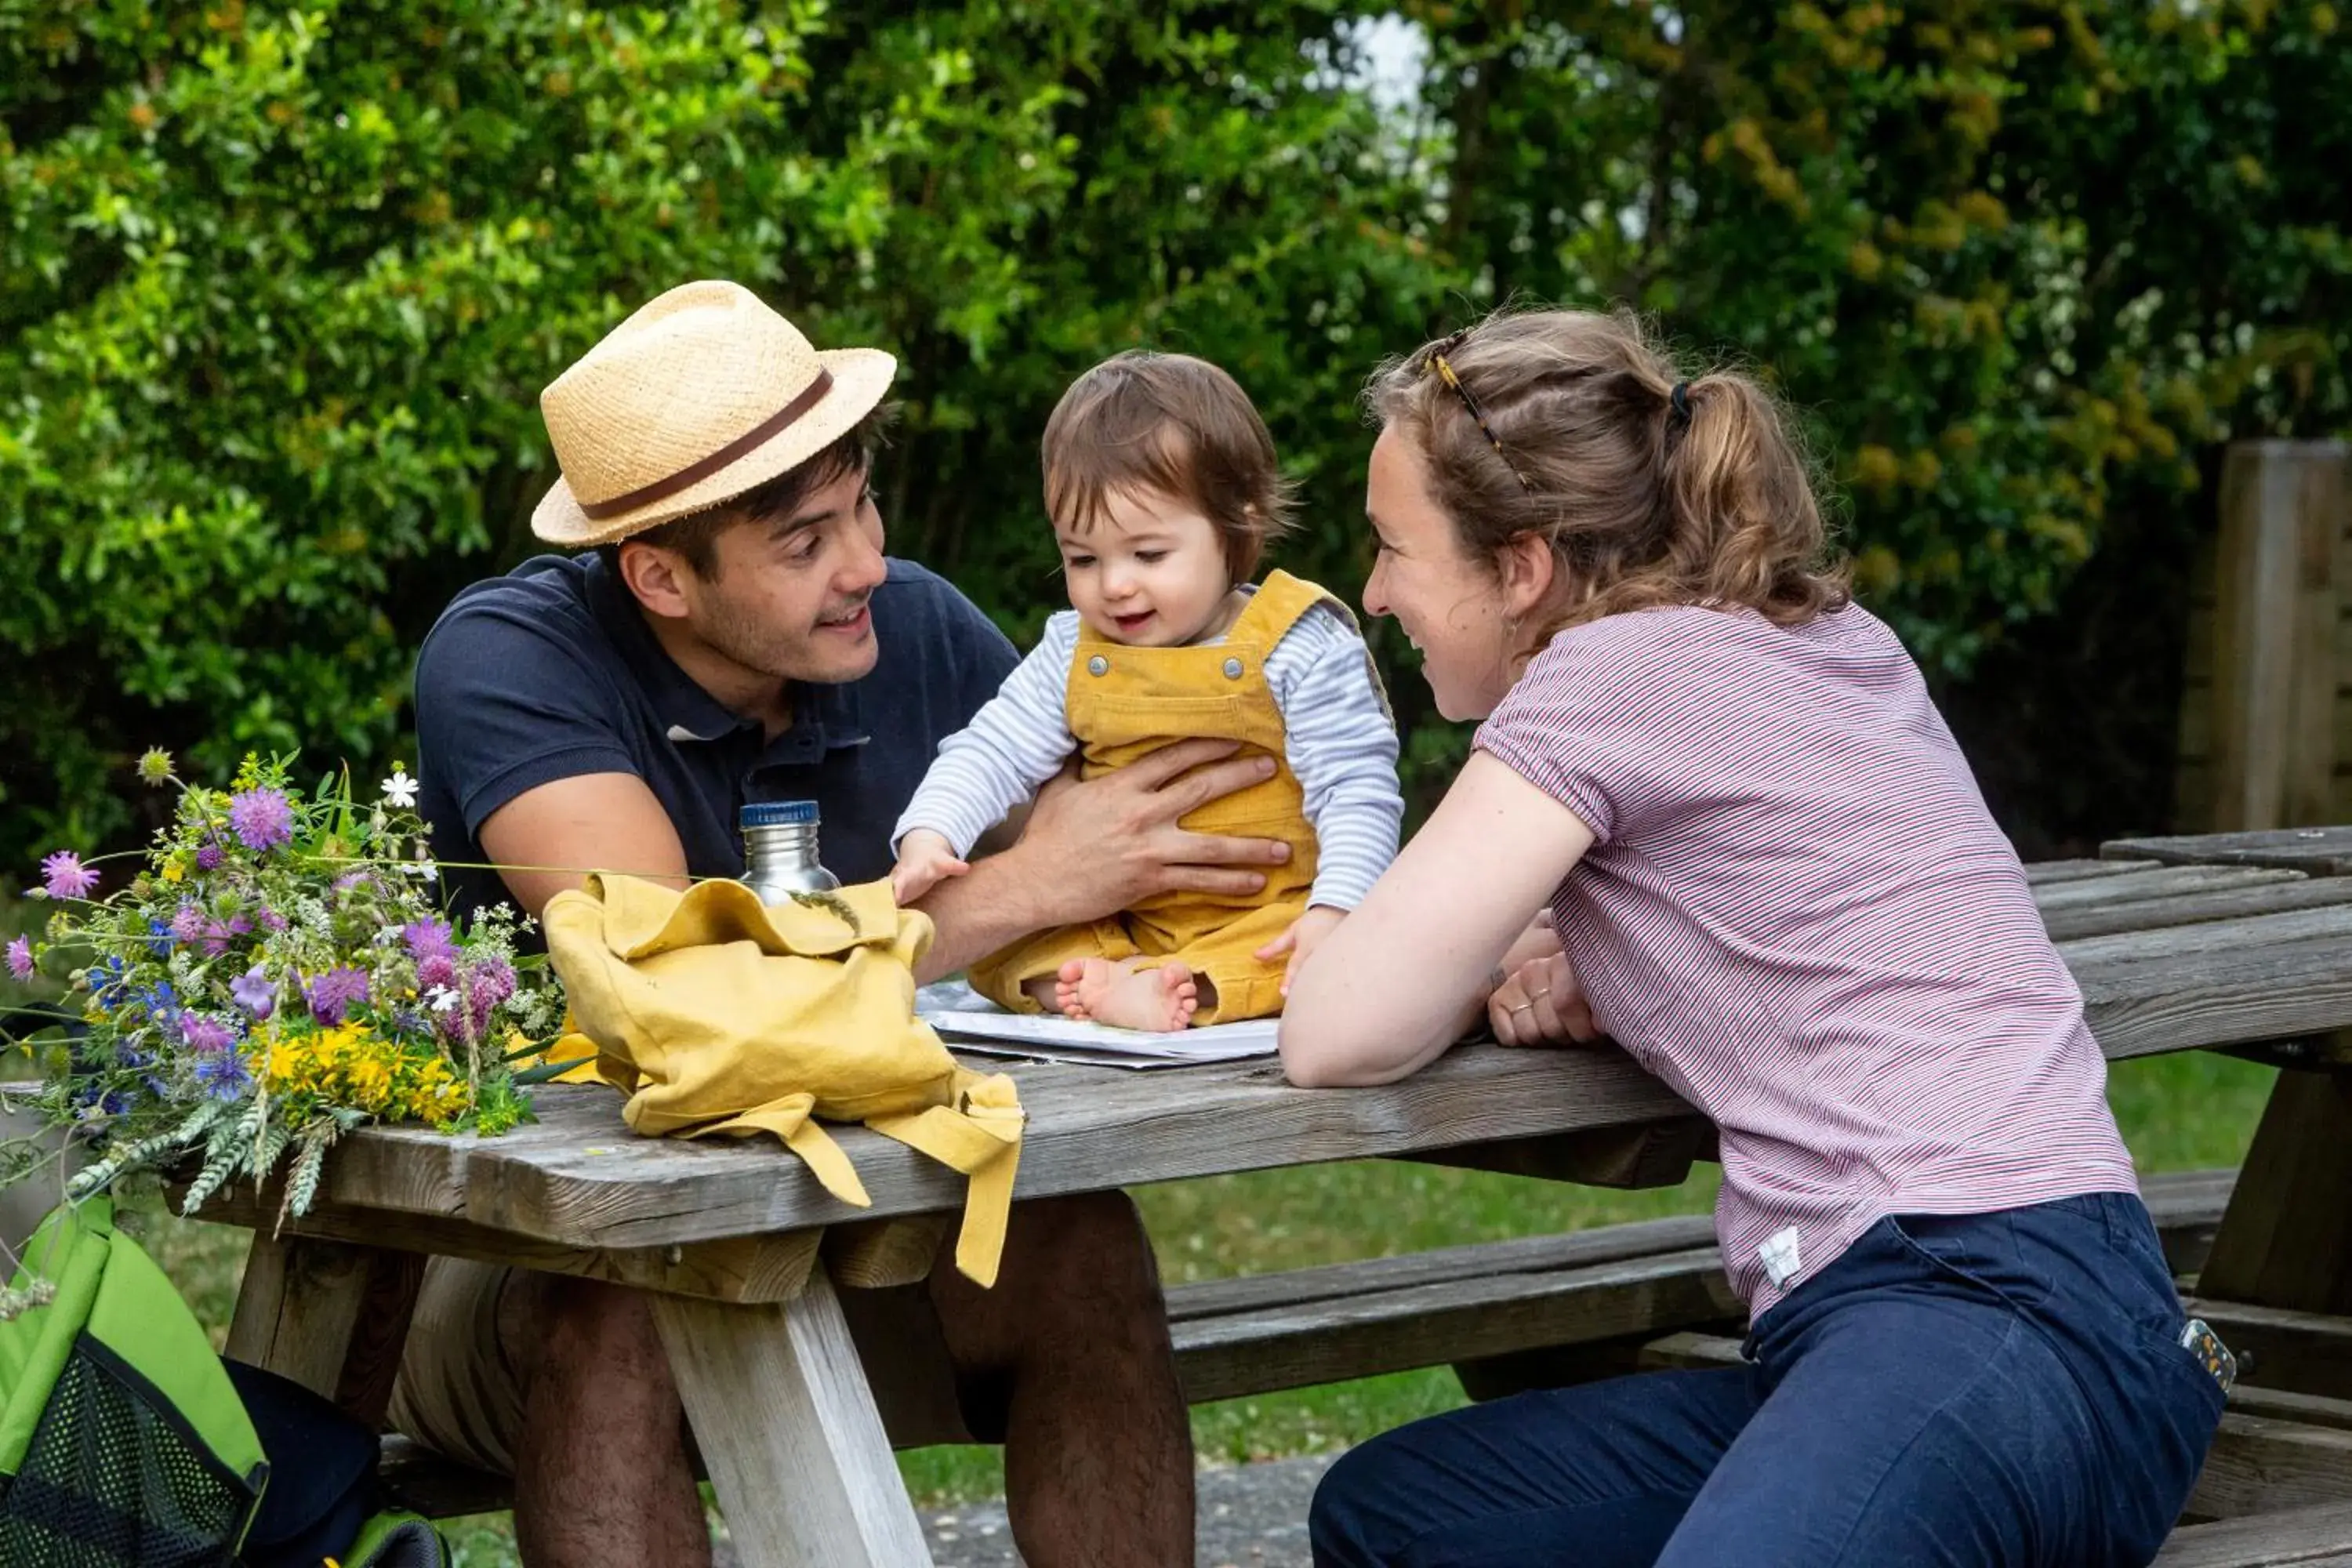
{"left": 577, "top": 368, "right": 837, "bottom": 522}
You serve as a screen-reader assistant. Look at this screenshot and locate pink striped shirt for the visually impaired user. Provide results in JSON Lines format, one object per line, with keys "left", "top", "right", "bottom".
{"left": 1475, "top": 603, "right": 2137, "bottom": 1318}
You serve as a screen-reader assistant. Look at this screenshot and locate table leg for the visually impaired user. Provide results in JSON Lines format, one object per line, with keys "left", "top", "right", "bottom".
{"left": 2200, "top": 1066, "right": 2352, "bottom": 1313}
{"left": 654, "top": 1267, "right": 935, "bottom": 1568}
{"left": 225, "top": 1235, "right": 376, "bottom": 1401}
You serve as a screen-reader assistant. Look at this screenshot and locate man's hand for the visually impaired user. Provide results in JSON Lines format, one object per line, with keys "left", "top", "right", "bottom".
{"left": 1255, "top": 904, "right": 1346, "bottom": 996}
{"left": 912, "top": 738, "right": 1292, "bottom": 982}
{"left": 890, "top": 829, "right": 969, "bottom": 906}
{"left": 1023, "top": 739, "right": 1292, "bottom": 909}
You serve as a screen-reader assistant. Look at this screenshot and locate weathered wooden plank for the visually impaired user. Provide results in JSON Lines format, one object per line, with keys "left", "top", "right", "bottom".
{"left": 270, "top": 895, "right": 2348, "bottom": 1251}
{"left": 191, "top": 1180, "right": 822, "bottom": 1304}
{"left": 2193, "top": 1413, "right": 2352, "bottom": 1522}
{"left": 2106, "top": 828, "right": 2352, "bottom": 878}
{"left": 1167, "top": 1168, "right": 2230, "bottom": 1329}
{"left": 2032, "top": 865, "right": 2301, "bottom": 914}
{"left": 1174, "top": 1245, "right": 1739, "bottom": 1405}
{"left": 2206, "top": 441, "right": 2344, "bottom": 833}
{"left": 2153, "top": 1501, "right": 2352, "bottom": 1568}
{"left": 1167, "top": 1211, "right": 1718, "bottom": 1324}
{"left": 654, "top": 1274, "right": 935, "bottom": 1568}
{"left": 2199, "top": 1070, "right": 2352, "bottom": 1318}
{"left": 437, "top": 1047, "right": 1704, "bottom": 1250}
{"left": 822, "top": 1217, "right": 949, "bottom": 1291}
{"left": 2060, "top": 906, "right": 2352, "bottom": 972}
{"left": 2026, "top": 857, "right": 2162, "bottom": 887}
{"left": 2071, "top": 910, "right": 2352, "bottom": 1062}
{"left": 2187, "top": 1299, "right": 2352, "bottom": 1403}
{"left": 2043, "top": 878, "right": 2352, "bottom": 944}
{"left": 224, "top": 1235, "right": 376, "bottom": 1404}
{"left": 1400, "top": 1117, "right": 1714, "bottom": 1190}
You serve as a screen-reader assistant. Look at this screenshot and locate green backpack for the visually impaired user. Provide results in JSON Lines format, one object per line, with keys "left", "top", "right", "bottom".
{"left": 0, "top": 1199, "right": 444, "bottom": 1567}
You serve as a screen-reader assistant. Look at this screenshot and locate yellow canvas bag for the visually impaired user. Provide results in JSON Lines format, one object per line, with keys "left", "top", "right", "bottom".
{"left": 541, "top": 873, "right": 1024, "bottom": 1286}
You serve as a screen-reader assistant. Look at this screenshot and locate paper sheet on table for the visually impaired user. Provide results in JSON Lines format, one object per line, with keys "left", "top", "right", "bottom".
{"left": 915, "top": 980, "right": 1279, "bottom": 1071}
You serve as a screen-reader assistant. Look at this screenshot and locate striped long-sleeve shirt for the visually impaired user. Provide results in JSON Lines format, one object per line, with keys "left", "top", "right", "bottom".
{"left": 1477, "top": 602, "right": 2138, "bottom": 1318}
{"left": 895, "top": 598, "right": 1403, "bottom": 911}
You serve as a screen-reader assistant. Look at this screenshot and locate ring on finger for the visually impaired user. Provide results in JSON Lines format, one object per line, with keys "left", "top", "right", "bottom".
{"left": 1507, "top": 1002, "right": 1534, "bottom": 1014}
{"left": 1528, "top": 988, "right": 1552, "bottom": 1002}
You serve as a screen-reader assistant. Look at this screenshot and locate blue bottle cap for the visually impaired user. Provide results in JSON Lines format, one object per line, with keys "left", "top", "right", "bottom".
{"left": 739, "top": 800, "right": 820, "bottom": 827}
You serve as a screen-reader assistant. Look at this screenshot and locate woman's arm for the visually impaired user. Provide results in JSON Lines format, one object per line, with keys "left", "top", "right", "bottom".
{"left": 1279, "top": 751, "right": 1596, "bottom": 1087}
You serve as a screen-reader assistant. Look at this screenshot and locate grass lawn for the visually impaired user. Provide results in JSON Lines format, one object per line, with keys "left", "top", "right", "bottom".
{"left": 118, "top": 1046, "right": 2277, "bottom": 1561}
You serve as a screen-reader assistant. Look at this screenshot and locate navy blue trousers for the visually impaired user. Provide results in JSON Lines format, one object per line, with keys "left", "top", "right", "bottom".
{"left": 1310, "top": 1194, "right": 2225, "bottom": 1568}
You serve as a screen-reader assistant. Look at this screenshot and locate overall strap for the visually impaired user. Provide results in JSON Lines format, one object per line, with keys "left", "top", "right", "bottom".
{"left": 1228, "top": 570, "right": 1339, "bottom": 648}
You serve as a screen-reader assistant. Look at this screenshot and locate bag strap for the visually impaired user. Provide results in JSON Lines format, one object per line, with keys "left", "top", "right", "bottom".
{"left": 864, "top": 1070, "right": 1025, "bottom": 1287}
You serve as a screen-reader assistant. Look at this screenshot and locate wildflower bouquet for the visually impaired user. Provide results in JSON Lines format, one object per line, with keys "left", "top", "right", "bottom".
{"left": 4, "top": 749, "right": 563, "bottom": 1232}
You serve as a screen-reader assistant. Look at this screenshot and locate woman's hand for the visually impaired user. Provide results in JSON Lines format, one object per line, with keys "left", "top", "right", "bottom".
{"left": 1487, "top": 948, "right": 1598, "bottom": 1047}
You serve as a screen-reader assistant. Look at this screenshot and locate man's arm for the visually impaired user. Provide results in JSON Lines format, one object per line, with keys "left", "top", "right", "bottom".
{"left": 477, "top": 772, "right": 691, "bottom": 921}
{"left": 910, "top": 739, "right": 1292, "bottom": 982}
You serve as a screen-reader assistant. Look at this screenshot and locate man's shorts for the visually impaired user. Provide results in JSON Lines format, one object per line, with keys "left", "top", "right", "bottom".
{"left": 387, "top": 1257, "right": 1008, "bottom": 1475}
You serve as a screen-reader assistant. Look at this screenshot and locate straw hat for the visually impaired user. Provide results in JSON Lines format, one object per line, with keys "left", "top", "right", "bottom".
{"left": 531, "top": 281, "right": 898, "bottom": 546}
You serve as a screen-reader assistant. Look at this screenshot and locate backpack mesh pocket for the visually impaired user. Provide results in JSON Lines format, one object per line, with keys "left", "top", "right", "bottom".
{"left": 0, "top": 1334, "right": 260, "bottom": 1567}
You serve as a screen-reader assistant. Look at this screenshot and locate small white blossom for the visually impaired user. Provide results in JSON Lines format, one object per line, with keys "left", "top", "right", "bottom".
{"left": 380, "top": 768, "right": 419, "bottom": 809}
{"left": 405, "top": 858, "right": 438, "bottom": 883}
{"left": 426, "top": 985, "right": 460, "bottom": 1013}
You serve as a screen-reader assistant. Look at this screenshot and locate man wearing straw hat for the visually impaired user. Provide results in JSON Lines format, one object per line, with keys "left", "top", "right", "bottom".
{"left": 397, "top": 281, "right": 1289, "bottom": 1565}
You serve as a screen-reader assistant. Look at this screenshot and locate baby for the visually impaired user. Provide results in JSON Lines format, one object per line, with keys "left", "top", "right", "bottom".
{"left": 891, "top": 350, "right": 1403, "bottom": 1030}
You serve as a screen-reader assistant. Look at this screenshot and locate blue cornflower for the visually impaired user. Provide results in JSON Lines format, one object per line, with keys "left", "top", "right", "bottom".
{"left": 192, "top": 1051, "right": 252, "bottom": 1102}
{"left": 88, "top": 956, "right": 130, "bottom": 1007}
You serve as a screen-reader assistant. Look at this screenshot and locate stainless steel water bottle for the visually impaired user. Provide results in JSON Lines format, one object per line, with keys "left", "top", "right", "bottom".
{"left": 739, "top": 800, "right": 842, "bottom": 898}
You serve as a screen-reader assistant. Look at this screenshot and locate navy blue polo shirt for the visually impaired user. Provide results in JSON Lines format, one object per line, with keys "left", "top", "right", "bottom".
{"left": 412, "top": 552, "right": 1018, "bottom": 931}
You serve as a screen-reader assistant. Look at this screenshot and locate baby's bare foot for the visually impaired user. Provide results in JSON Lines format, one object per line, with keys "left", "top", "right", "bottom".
{"left": 1054, "top": 957, "right": 1106, "bottom": 1020}
{"left": 1076, "top": 958, "right": 1200, "bottom": 1032}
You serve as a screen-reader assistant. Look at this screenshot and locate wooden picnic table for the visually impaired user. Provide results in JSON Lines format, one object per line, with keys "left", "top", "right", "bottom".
{"left": 212, "top": 829, "right": 2352, "bottom": 1566}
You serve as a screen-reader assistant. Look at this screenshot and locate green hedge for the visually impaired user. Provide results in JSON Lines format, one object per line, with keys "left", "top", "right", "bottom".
{"left": 4, "top": 1, "right": 2347, "bottom": 864}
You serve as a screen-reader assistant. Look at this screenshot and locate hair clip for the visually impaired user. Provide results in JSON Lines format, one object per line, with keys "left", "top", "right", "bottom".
{"left": 1421, "top": 333, "right": 1534, "bottom": 492}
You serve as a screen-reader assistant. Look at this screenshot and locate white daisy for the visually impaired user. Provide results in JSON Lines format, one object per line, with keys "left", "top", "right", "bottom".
{"left": 380, "top": 768, "right": 420, "bottom": 809}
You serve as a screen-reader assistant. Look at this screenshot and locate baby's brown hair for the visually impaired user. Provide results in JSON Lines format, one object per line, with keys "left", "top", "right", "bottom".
{"left": 1043, "top": 350, "right": 1295, "bottom": 580}
{"left": 1367, "top": 308, "right": 1847, "bottom": 645}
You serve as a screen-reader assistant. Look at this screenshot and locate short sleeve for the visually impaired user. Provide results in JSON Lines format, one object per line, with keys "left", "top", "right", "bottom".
{"left": 945, "top": 592, "right": 1021, "bottom": 728}
{"left": 1472, "top": 615, "right": 1704, "bottom": 847}
{"left": 412, "top": 604, "right": 640, "bottom": 835}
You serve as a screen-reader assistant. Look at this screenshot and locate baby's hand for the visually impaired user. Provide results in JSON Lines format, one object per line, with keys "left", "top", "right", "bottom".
{"left": 890, "top": 829, "right": 970, "bottom": 906}
{"left": 1256, "top": 905, "right": 1348, "bottom": 995}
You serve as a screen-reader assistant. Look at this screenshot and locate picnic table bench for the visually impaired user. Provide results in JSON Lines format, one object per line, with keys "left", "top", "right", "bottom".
{"left": 209, "top": 827, "right": 2352, "bottom": 1566}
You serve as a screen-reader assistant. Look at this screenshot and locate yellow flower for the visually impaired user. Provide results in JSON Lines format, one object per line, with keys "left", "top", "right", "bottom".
{"left": 161, "top": 862, "right": 185, "bottom": 884}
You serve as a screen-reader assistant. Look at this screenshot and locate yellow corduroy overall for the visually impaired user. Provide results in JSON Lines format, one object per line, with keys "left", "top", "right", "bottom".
{"left": 969, "top": 569, "right": 1343, "bottom": 1025}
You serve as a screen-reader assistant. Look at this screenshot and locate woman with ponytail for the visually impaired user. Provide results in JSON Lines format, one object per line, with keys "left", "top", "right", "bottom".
{"left": 1283, "top": 310, "right": 2223, "bottom": 1567}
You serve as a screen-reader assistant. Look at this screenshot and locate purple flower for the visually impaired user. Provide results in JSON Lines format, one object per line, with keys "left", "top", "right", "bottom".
{"left": 259, "top": 909, "right": 288, "bottom": 933}
{"left": 227, "top": 788, "right": 294, "bottom": 851}
{"left": 5, "top": 937, "right": 31, "bottom": 982}
{"left": 180, "top": 1014, "right": 236, "bottom": 1054}
{"left": 401, "top": 919, "right": 459, "bottom": 964}
{"left": 40, "top": 851, "right": 99, "bottom": 900}
{"left": 462, "top": 958, "right": 517, "bottom": 1036}
{"left": 230, "top": 965, "right": 276, "bottom": 1019}
{"left": 303, "top": 966, "right": 372, "bottom": 1025}
{"left": 415, "top": 954, "right": 457, "bottom": 993}
{"left": 170, "top": 902, "right": 205, "bottom": 945}
{"left": 200, "top": 915, "right": 253, "bottom": 958}
{"left": 194, "top": 843, "right": 223, "bottom": 872}
{"left": 193, "top": 1051, "right": 252, "bottom": 1102}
